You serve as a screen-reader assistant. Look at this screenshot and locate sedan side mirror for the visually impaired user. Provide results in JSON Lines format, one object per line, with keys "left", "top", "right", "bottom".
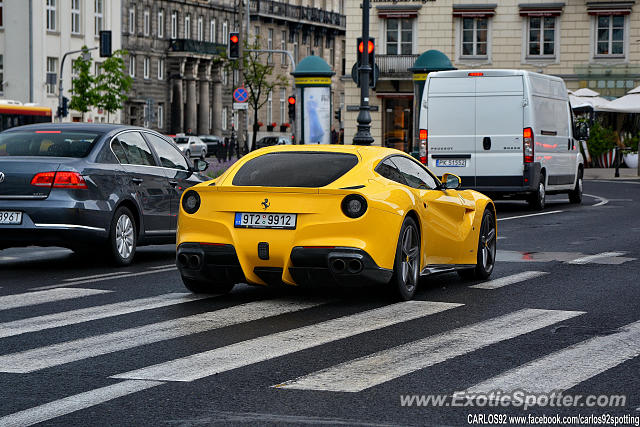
{"left": 441, "top": 173, "right": 461, "bottom": 190}
{"left": 192, "top": 158, "right": 208, "bottom": 172}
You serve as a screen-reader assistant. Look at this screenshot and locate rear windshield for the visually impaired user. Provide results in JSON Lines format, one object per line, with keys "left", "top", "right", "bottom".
{"left": 0, "top": 130, "right": 102, "bottom": 158}
{"left": 232, "top": 152, "right": 358, "bottom": 187}
{"left": 174, "top": 137, "right": 189, "bottom": 144}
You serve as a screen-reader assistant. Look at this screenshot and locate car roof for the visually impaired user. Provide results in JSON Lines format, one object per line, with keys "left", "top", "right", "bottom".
{"left": 2, "top": 122, "right": 138, "bottom": 134}
{"left": 249, "top": 143, "right": 406, "bottom": 162}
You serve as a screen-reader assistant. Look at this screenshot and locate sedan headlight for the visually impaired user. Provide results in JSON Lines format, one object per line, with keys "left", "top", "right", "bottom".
{"left": 182, "top": 190, "right": 201, "bottom": 214}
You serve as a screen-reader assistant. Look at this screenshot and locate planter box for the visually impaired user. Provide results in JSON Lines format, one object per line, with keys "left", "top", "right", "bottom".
{"left": 280, "top": 125, "right": 289, "bottom": 132}
{"left": 267, "top": 126, "right": 274, "bottom": 132}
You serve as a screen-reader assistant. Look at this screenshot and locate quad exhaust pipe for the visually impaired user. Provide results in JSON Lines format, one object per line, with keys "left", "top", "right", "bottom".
{"left": 177, "top": 253, "right": 202, "bottom": 270}
{"left": 329, "top": 256, "right": 363, "bottom": 275}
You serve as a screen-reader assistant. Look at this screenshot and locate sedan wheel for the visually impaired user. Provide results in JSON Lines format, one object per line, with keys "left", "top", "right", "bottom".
{"left": 108, "top": 207, "right": 136, "bottom": 266}
{"left": 392, "top": 217, "right": 420, "bottom": 301}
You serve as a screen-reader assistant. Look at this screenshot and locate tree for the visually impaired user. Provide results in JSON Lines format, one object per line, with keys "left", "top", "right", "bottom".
{"left": 69, "top": 46, "right": 99, "bottom": 120}
{"left": 95, "top": 50, "right": 133, "bottom": 122}
{"left": 225, "top": 37, "right": 288, "bottom": 151}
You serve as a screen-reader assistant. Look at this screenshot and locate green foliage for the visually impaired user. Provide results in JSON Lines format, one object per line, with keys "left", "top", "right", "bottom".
{"left": 69, "top": 47, "right": 99, "bottom": 115}
{"left": 95, "top": 50, "right": 133, "bottom": 115}
{"left": 587, "top": 122, "right": 617, "bottom": 158}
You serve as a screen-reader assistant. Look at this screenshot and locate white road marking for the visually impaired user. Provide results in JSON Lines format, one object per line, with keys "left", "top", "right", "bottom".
{"left": 497, "top": 210, "right": 564, "bottom": 222}
{"left": 470, "top": 271, "right": 549, "bottom": 290}
{"left": 63, "top": 271, "right": 127, "bottom": 282}
{"left": 0, "top": 293, "right": 211, "bottom": 339}
{"left": 148, "top": 264, "right": 176, "bottom": 270}
{"left": 0, "top": 288, "right": 111, "bottom": 311}
{"left": 584, "top": 193, "right": 609, "bottom": 207}
{"left": 568, "top": 252, "right": 626, "bottom": 265}
{"left": 33, "top": 267, "right": 177, "bottom": 291}
{"left": 0, "top": 299, "right": 324, "bottom": 373}
{"left": 467, "top": 320, "right": 640, "bottom": 393}
{"left": 275, "top": 309, "right": 583, "bottom": 392}
{"left": 0, "top": 380, "right": 163, "bottom": 427}
{"left": 112, "top": 301, "right": 463, "bottom": 382}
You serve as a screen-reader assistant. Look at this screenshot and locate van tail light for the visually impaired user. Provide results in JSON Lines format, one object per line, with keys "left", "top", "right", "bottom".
{"left": 31, "top": 171, "right": 88, "bottom": 189}
{"left": 419, "top": 129, "right": 428, "bottom": 164}
{"left": 523, "top": 127, "right": 534, "bottom": 163}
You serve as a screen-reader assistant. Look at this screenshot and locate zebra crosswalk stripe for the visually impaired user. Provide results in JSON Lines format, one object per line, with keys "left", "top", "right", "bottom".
{"left": 470, "top": 271, "right": 548, "bottom": 290}
{"left": 0, "top": 299, "right": 324, "bottom": 373}
{"left": 466, "top": 319, "right": 640, "bottom": 394}
{"left": 0, "top": 293, "right": 211, "bottom": 339}
{"left": 0, "top": 288, "right": 111, "bottom": 311}
{"left": 112, "top": 301, "right": 463, "bottom": 382}
{"left": 275, "top": 308, "right": 584, "bottom": 392}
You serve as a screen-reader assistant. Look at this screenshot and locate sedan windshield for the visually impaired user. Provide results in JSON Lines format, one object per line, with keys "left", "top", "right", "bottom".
{"left": 0, "top": 130, "right": 102, "bottom": 158}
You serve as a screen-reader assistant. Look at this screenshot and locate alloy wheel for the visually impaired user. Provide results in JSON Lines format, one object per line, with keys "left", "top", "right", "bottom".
{"left": 400, "top": 225, "right": 420, "bottom": 293}
{"left": 115, "top": 214, "right": 134, "bottom": 260}
{"left": 480, "top": 214, "right": 496, "bottom": 272}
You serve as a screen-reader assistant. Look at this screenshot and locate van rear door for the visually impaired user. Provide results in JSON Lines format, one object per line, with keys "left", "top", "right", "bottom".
{"left": 474, "top": 75, "right": 525, "bottom": 188}
{"left": 426, "top": 77, "right": 476, "bottom": 187}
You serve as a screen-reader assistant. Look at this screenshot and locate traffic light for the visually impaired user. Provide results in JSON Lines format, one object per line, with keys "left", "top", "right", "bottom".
{"left": 334, "top": 109, "right": 341, "bottom": 122}
{"left": 288, "top": 96, "right": 296, "bottom": 121}
{"left": 99, "top": 30, "right": 112, "bottom": 57}
{"left": 59, "top": 96, "right": 69, "bottom": 118}
{"left": 357, "top": 37, "right": 375, "bottom": 69}
{"left": 228, "top": 32, "right": 240, "bottom": 59}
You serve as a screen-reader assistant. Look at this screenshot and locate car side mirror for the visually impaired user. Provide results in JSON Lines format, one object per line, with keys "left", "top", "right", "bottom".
{"left": 192, "top": 158, "right": 208, "bottom": 172}
{"left": 441, "top": 173, "right": 461, "bottom": 190}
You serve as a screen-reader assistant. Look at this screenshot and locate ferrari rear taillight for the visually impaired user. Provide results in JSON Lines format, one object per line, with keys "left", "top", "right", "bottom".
{"left": 419, "top": 129, "right": 428, "bottom": 165}
{"left": 31, "top": 171, "right": 88, "bottom": 189}
{"left": 523, "top": 127, "right": 534, "bottom": 163}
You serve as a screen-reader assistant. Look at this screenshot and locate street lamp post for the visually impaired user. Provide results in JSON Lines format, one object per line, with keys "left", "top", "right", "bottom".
{"left": 57, "top": 47, "right": 97, "bottom": 122}
{"left": 353, "top": 0, "right": 374, "bottom": 145}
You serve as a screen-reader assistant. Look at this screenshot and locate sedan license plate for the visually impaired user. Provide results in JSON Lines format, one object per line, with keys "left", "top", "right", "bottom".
{"left": 234, "top": 212, "right": 297, "bottom": 229}
{"left": 0, "top": 211, "right": 23, "bottom": 225}
{"left": 436, "top": 159, "right": 467, "bottom": 167}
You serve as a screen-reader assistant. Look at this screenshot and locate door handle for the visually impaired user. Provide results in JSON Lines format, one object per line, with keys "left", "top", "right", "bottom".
{"left": 132, "top": 177, "right": 143, "bottom": 185}
{"left": 169, "top": 180, "right": 178, "bottom": 187}
{"left": 483, "top": 137, "right": 491, "bottom": 150}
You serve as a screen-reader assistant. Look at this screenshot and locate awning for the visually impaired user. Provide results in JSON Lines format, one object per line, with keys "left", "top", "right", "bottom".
{"left": 452, "top": 4, "right": 497, "bottom": 17}
{"left": 377, "top": 5, "right": 421, "bottom": 19}
{"left": 586, "top": 1, "right": 634, "bottom": 15}
{"left": 519, "top": 3, "right": 565, "bottom": 16}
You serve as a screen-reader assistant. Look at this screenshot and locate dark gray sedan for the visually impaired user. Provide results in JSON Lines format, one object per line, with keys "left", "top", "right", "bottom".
{"left": 0, "top": 123, "right": 208, "bottom": 265}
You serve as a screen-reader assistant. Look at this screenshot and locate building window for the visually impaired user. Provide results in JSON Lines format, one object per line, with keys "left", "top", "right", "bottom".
{"left": 129, "top": 7, "right": 135, "bottom": 35}
{"left": 293, "top": 33, "right": 299, "bottom": 64}
{"left": 143, "top": 9, "right": 150, "bottom": 37}
{"left": 223, "top": 69, "right": 228, "bottom": 86}
{"left": 129, "top": 55, "right": 135, "bottom": 78}
{"left": 94, "top": 62, "right": 101, "bottom": 76}
{"left": 157, "top": 104, "right": 164, "bottom": 130}
{"left": 281, "top": 31, "right": 287, "bottom": 65}
{"left": 197, "top": 16, "right": 203, "bottom": 41}
{"left": 171, "top": 11, "right": 177, "bottom": 39}
{"left": 46, "top": 57, "right": 58, "bottom": 95}
{"left": 0, "top": 55, "right": 4, "bottom": 94}
{"left": 267, "top": 91, "right": 272, "bottom": 124}
{"left": 184, "top": 14, "right": 191, "bottom": 39}
{"left": 157, "top": 10, "right": 164, "bottom": 38}
{"left": 222, "top": 108, "right": 228, "bottom": 131}
{"left": 267, "top": 29, "right": 273, "bottom": 64}
{"left": 71, "top": 0, "right": 81, "bottom": 34}
{"left": 94, "top": 0, "right": 103, "bottom": 36}
{"left": 461, "top": 17, "right": 488, "bottom": 57}
{"left": 527, "top": 16, "right": 555, "bottom": 57}
{"left": 254, "top": 25, "right": 260, "bottom": 43}
{"left": 210, "top": 19, "right": 216, "bottom": 43}
{"left": 222, "top": 21, "right": 228, "bottom": 45}
{"left": 329, "top": 38, "right": 335, "bottom": 67}
{"left": 280, "top": 88, "right": 286, "bottom": 124}
{"left": 596, "top": 15, "right": 625, "bottom": 56}
{"left": 143, "top": 57, "right": 150, "bottom": 79}
{"left": 0, "top": 1, "right": 3, "bottom": 28}
{"left": 46, "top": 0, "right": 56, "bottom": 31}
{"left": 157, "top": 58, "right": 164, "bottom": 80}
{"left": 386, "top": 18, "right": 412, "bottom": 55}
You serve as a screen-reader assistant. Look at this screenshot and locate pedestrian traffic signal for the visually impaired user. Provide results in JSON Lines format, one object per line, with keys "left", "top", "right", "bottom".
{"left": 288, "top": 96, "right": 296, "bottom": 121}
{"left": 228, "top": 32, "right": 240, "bottom": 59}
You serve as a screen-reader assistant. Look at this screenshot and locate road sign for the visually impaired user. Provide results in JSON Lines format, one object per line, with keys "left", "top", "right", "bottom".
{"left": 233, "top": 87, "right": 248, "bottom": 103}
{"left": 233, "top": 102, "right": 248, "bottom": 110}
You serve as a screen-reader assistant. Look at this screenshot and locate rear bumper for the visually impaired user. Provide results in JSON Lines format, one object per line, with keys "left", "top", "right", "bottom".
{"left": 176, "top": 243, "right": 393, "bottom": 287}
{"left": 466, "top": 163, "right": 541, "bottom": 197}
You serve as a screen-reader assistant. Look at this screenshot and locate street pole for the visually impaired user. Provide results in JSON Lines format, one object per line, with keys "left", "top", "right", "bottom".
{"left": 353, "top": 0, "right": 374, "bottom": 145}
{"left": 57, "top": 47, "right": 97, "bottom": 123}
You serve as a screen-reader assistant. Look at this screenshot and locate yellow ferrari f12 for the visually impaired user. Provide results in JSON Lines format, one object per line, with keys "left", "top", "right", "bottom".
{"left": 176, "top": 145, "right": 496, "bottom": 300}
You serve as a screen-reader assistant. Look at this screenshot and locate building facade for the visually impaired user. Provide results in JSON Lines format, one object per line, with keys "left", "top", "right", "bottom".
{"left": 0, "top": 0, "right": 123, "bottom": 123}
{"left": 343, "top": 0, "right": 640, "bottom": 151}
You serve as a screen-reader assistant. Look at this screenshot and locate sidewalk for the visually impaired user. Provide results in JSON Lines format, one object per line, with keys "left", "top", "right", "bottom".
{"left": 584, "top": 167, "right": 640, "bottom": 180}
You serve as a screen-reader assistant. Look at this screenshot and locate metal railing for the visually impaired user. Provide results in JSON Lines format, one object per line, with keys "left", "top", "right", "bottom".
{"left": 375, "top": 54, "right": 419, "bottom": 78}
{"left": 169, "top": 39, "right": 226, "bottom": 55}
{"left": 249, "top": 0, "right": 346, "bottom": 28}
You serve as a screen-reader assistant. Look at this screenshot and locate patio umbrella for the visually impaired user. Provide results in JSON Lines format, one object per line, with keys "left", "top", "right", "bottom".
{"left": 598, "top": 86, "right": 640, "bottom": 113}
{"left": 568, "top": 88, "right": 612, "bottom": 111}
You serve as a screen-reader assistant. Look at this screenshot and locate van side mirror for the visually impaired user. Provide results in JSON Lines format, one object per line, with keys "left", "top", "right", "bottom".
{"left": 441, "top": 173, "right": 461, "bottom": 190}
{"left": 192, "top": 158, "right": 208, "bottom": 172}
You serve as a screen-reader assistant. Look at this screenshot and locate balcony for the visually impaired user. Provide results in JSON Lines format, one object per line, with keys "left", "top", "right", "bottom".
{"left": 169, "top": 39, "right": 226, "bottom": 56}
{"left": 376, "top": 55, "right": 419, "bottom": 79}
{"left": 250, "top": 0, "right": 346, "bottom": 30}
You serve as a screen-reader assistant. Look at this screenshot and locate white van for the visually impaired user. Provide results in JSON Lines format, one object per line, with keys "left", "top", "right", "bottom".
{"left": 418, "top": 69, "right": 583, "bottom": 209}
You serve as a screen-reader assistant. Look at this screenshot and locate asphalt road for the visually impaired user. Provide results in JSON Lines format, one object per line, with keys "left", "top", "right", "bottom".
{"left": 0, "top": 180, "right": 639, "bottom": 426}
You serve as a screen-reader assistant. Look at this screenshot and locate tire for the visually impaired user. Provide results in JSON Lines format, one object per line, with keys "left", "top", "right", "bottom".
{"left": 569, "top": 168, "right": 583, "bottom": 204}
{"left": 527, "top": 175, "right": 546, "bottom": 210}
{"left": 182, "top": 277, "right": 235, "bottom": 294}
{"left": 185, "top": 150, "right": 191, "bottom": 158}
{"left": 200, "top": 150, "right": 206, "bottom": 161}
{"left": 457, "top": 208, "right": 496, "bottom": 280}
{"left": 108, "top": 206, "right": 137, "bottom": 266}
{"left": 390, "top": 216, "right": 421, "bottom": 301}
